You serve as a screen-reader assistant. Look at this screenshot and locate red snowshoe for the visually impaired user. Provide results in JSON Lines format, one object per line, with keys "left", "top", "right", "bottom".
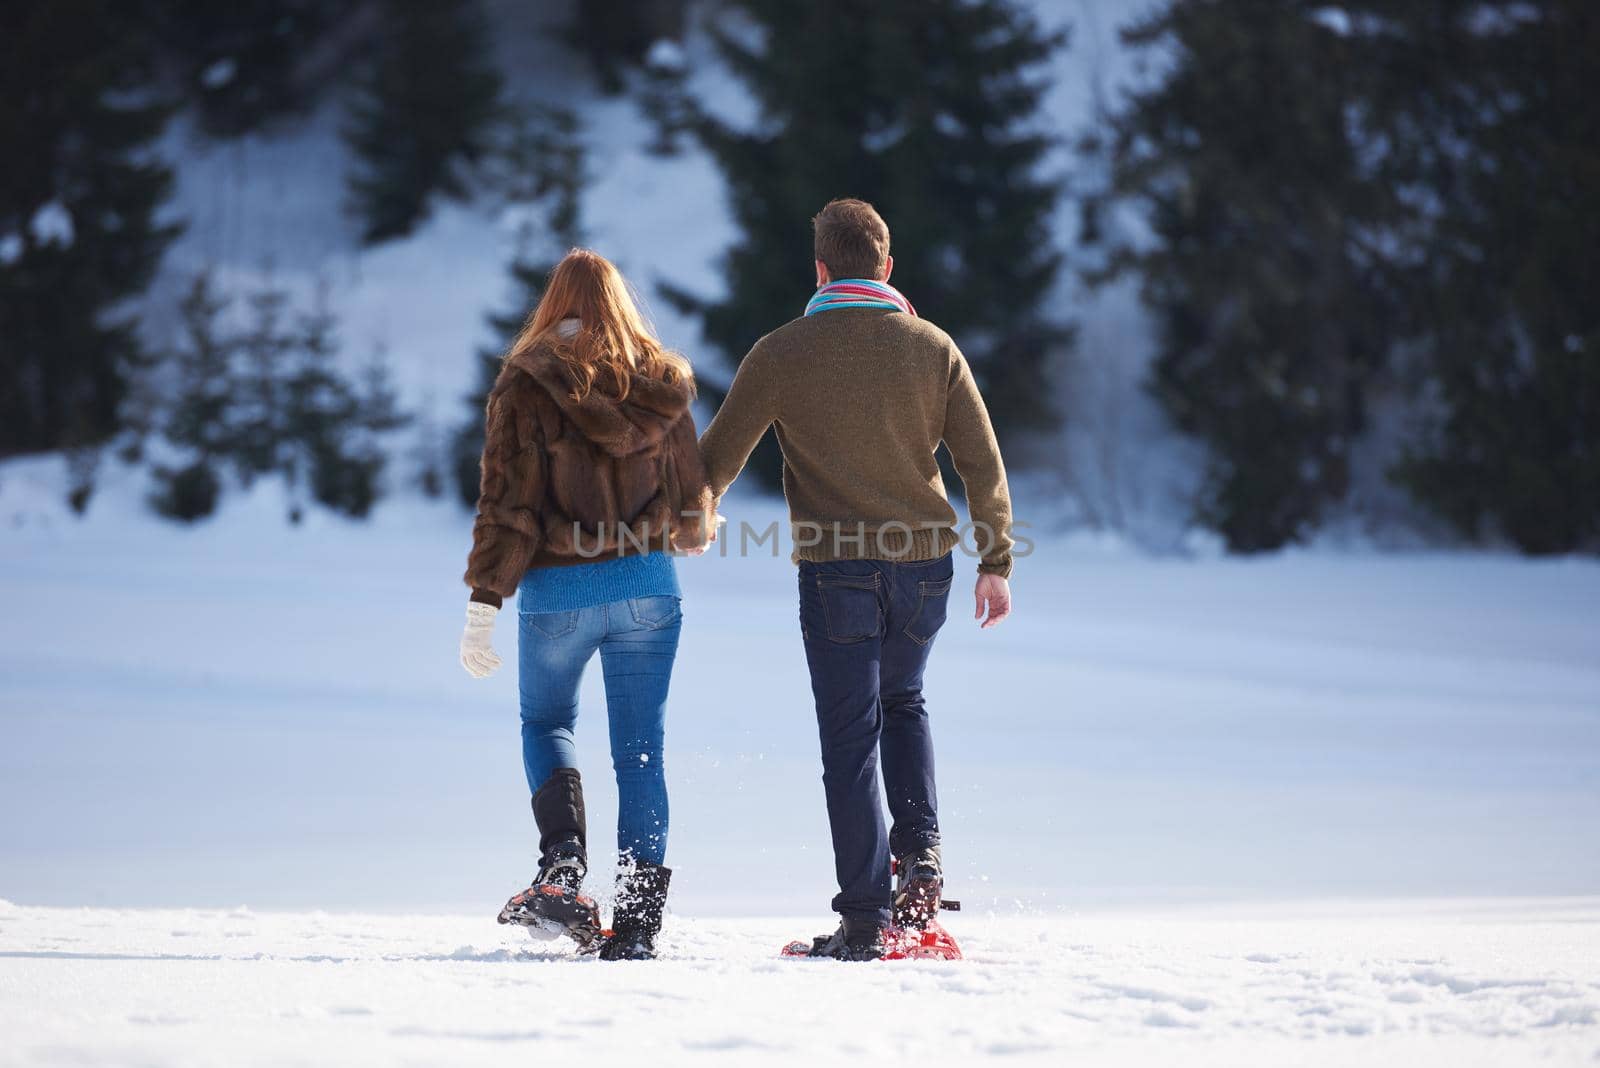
{"left": 781, "top": 853, "right": 963, "bottom": 961}
{"left": 780, "top": 918, "right": 963, "bottom": 961}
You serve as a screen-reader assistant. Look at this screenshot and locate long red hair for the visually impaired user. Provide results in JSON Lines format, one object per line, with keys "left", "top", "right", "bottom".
{"left": 506, "top": 248, "right": 693, "bottom": 402}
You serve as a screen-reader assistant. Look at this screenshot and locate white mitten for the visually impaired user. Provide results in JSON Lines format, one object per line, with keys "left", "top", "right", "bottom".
{"left": 459, "top": 602, "right": 502, "bottom": 679}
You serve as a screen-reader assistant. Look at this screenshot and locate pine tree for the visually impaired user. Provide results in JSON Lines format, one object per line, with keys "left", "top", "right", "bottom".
{"left": 412, "top": 404, "right": 449, "bottom": 499}
{"left": 149, "top": 274, "right": 235, "bottom": 521}
{"left": 277, "top": 286, "right": 347, "bottom": 522}
{"left": 1085, "top": 1, "right": 1401, "bottom": 551}
{"left": 309, "top": 348, "right": 408, "bottom": 519}
{"left": 228, "top": 281, "right": 296, "bottom": 485}
{"left": 343, "top": 0, "right": 504, "bottom": 244}
{"left": 274, "top": 286, "right": 408, "bottom": 521}
{"left": 451, "top": 106, "right": 585, "bottom": 505}
{"left": 65, "top": 447, "right": 100, "bottom": 516}
{"left": 564, "top": 0, "right": 689, "bottom": 94}
{"left": 142, "top": 0, "right": 358, "bottom": 138}
{"left": 143, "top": 272, "right": 408, "bottom": 523}
{"left": 150, "top": 460, "right": 222, "bottom": 522}
{"left": 1379, "top": 1, "right": 1600, "bottom": 553}
{"left": 668, "top": 0, "right": 1070, "bottom": 489}
{"left": 0, "top": 0, "right": 179, "bottom": 459}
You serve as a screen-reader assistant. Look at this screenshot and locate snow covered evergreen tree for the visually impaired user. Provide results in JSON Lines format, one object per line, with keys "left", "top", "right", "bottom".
{"left": 1379, "top": 0, "right": 1600, "bottom": 554}
{"left": 1091, "top": 0, "right": 1597, "bottom": 554}
{"left": 229, "top": 282, "right": 297, "bottom": 486}
{"left": 326, "top": 352, "right": 408, "bottom": 517}
{"left": 564, "top": 0, "right": 689, "bottom": 94}
{"left": 0, "top": 0, "right": 179, "bottom": 459}
{"left": 274, "top": 286, "right": 408, "bottom": 521}
{"left": 149, "top": 274, "right": 235, "bottom": 521}
{"left": 1086, "top": 1, "right": 1400, "bottom": 552}
{"left": 669, "top": 0, "right": 1070, "bottom": 488}
{"left": 148, "top": 275, "right": 406, "bottom": 523}
{"left": 278, "top": 288, "right": 352, "bottom": 522}
{"left": 343, "top": 0, "right": 504, "bottom": 244}
{"left": 146, "top": 0, "right": 358, "bottom": 138}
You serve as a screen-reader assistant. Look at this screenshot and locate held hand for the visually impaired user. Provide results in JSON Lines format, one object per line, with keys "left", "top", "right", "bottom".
{"left": 674, "top": 528, "right": 709, "bottom": 556}
{"left": 974, "top": 573, "right": 1011, "bottom": 629}
{"left": 460, "top": 602, "right": 502, "bottom": 678}
{"left": 675, "top": 514, "right": 724, "bottom": 557}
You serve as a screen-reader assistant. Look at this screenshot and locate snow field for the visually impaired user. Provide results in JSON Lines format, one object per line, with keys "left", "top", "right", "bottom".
{"left": 3, "top": 899, "right": 1597, "bottom": 1066}
{"left": 3, "top": 477, "right": 1597, "bottom": 912}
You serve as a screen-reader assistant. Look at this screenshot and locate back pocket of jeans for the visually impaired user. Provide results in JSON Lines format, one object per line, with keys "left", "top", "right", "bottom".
{"left": 628, "top": 595, "right": 682, "bottom": 630}
{"left": 818, "top": 575, "right": 881, "bottom": 643}
{"left": 904, "top": 577, "right": 952, "bottom": 645}
{"left": 522, "top": 609, "right": 578, "bottom": 639}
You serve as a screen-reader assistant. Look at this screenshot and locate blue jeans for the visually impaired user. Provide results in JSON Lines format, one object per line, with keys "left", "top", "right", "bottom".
{"left": 517, "top": 594, "right": 682, "bottom": 866}
{"left": 797, "top": 553, "right": 953, "bottom": 927}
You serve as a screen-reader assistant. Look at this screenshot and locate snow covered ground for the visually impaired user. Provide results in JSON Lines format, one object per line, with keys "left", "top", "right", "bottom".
{"left": 3, "top": 899, "right": 1597, "bottom": 1066}
{"left": 3, "top": 465, "right": 1599, "bottom": 1062}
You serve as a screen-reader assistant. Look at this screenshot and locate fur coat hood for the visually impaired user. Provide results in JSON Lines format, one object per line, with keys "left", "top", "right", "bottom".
{"left": 464, "top": 339, "right": 715, "bottom": 606}
{"left": 506, "top": 343, "right": 694, "bottom": 458}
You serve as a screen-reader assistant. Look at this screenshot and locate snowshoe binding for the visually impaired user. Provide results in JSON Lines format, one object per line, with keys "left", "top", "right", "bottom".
{"left": 892, "top": 847, "right": 960, "bottom": 929}
{"left": 498, "top": 768, "right": 603, "bottom": 951}
{"left": 497, "top": 843, "right": 604, "bottom": 951}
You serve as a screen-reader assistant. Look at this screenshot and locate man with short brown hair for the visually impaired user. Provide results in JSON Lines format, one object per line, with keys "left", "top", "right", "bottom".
{"left": 811, "top": 197, "right": 891, "bottom": 279}
{"left": 700, "top": 196, "right": 1013, "bottom": 960}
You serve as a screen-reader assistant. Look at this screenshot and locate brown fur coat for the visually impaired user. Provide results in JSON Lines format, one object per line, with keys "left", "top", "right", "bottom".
{"left": 464, "top": 342, "right": 715, "bottom": 606}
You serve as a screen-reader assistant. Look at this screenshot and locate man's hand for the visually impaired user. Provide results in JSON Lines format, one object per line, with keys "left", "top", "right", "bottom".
{"left": 460, "top": 602, "right": 502, "bottom": 678}
{"left": 974, "top": 573, "right": 1011, "bottom": 629}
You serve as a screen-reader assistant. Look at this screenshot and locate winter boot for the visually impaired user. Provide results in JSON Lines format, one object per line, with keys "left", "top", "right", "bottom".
{"left": 892, "top": 845, "right": 944, "bottom": 928}
{"left": 598, "top": 859, "right": 672, "bottom": 961}
{"left": 498, "top": 769, "right": 602, "bottom": 949}
{"left": 805, "top": 915, "right": 886, "bottom": 961}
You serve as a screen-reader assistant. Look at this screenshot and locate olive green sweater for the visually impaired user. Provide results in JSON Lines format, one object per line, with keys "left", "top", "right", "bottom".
{"left": 698, "top": 307, "right": 1014, "bottom": 577}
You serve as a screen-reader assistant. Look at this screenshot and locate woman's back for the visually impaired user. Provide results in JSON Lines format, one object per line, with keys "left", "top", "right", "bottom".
{"left": 458, "top": 248, "right": 712, "bottom": 961}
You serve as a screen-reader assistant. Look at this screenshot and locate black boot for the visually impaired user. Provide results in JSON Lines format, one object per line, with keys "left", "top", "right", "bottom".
{"left": 805, "top": 915, "right": 886, "bottom": 961}
{"left": 599, "top": 860, "right": 671, "bottom": 961}
{"left": 892, "top": 845, "right": 944, "bottom": 928}
{"left": 498, "top": 769, "right": 602, "bottom": 949}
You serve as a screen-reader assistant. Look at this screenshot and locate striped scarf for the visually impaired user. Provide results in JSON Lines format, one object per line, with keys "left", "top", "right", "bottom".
{"left": 804, "top": 278, "right": 918, "bottom": 318}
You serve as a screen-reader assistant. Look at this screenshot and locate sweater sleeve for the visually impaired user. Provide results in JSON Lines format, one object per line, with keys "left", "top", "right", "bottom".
{"left": 697, "top": 345, "right": 778, "bottom": 499}
{"left": 463, "top": 377, "right": 545, "bottom": 608}
{"left": 666, "top": 406, "right": 717, "bottom": 551}
{"left": 942, "top": 345, "right": 1015, "bottom": 577}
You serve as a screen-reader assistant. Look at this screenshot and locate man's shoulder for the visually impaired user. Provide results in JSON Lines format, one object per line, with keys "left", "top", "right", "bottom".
{"left": 757, "top": 310, "right": 956, "bottom": 352}
{"left": 886, "top": 313, "right": 958, "bottom": 351}
{"left": 735, "top": 316, "right": 822, "bottom": 379}
{"left": 749, "top": 314, "right": 817, "bottom": 354}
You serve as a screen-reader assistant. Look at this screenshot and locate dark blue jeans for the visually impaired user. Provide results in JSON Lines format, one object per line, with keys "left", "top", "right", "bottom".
{"left": 517, "top": 595, "right": 682, "bottom": 866}
{"left": 797, "top": 553, "right": 953, "bottom": 927}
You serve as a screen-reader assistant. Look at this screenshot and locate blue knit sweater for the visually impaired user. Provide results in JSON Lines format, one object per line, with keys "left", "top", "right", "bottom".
{"left": 515, "top": 551, "right": 681, "bottom": 614}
